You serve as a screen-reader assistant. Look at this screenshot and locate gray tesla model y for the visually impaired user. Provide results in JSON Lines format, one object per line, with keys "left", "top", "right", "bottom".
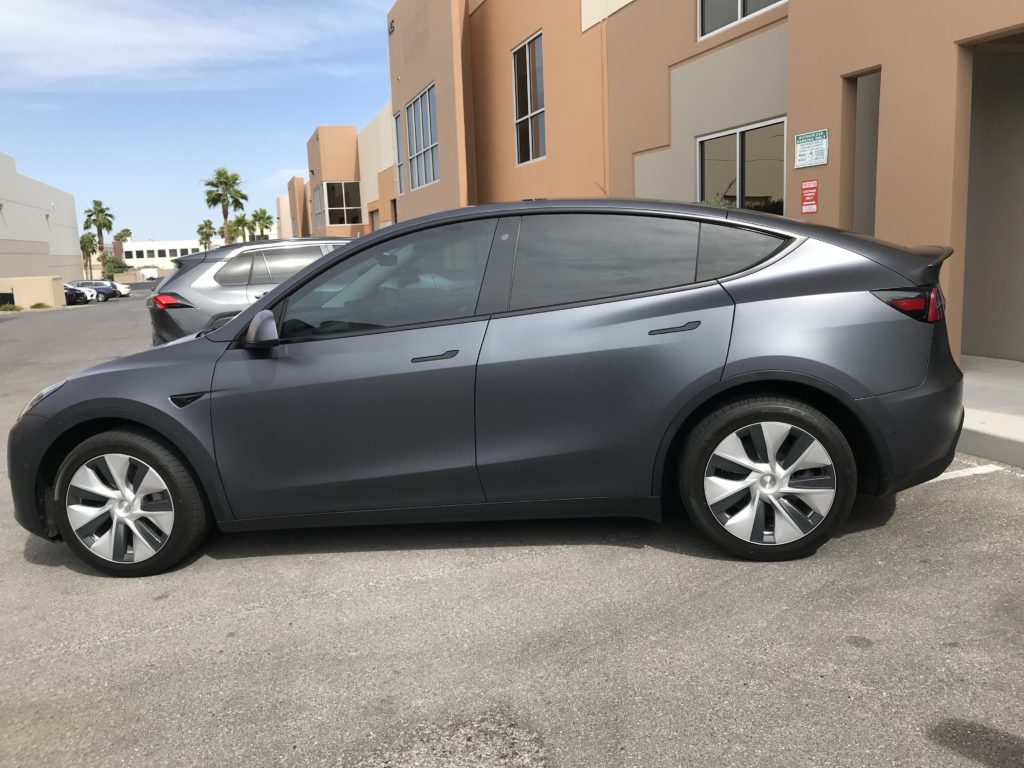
{"left": 8, "top": 200, "right": 963, "bottom": 575}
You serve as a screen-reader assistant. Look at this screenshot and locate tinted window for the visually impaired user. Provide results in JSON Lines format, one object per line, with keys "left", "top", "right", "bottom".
{"left": 214, "top": 255, "right": 253, "bottom": 286}
{"left": 263, "top": 245, "right": 324, "bottom": 282}
{"left": 280, "top": 219, "right": 497, "bottom": 341}
{"left": 249, "top": 252, "right": 271, "bottom": 284}
{"left": 696, "top": 223, "right": 785, "bottom": 281}
{"left": 509, "top": 214, "right": 699, "bottom": 311}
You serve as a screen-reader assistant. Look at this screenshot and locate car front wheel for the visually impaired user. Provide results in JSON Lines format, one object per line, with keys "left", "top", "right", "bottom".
{"left": 54, "top": 429, "right": 209, "bottom": 576}
{"left": 679, "top": 396, "right": 857, "bottom": 561}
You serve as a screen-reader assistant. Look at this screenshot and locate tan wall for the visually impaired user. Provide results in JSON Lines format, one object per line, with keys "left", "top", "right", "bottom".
{"left": 357, "top": 104, "right": 397, "bottom": 230}
{"left": 469, "top": 0, "right": 608, "bottom": 203}
{"left": 307, "top": 125, "right": 360, "bottom": 183}
{"left": 370, "top": 166, "right": 399, "bottom": 228}
{"left": 632, "top": 22, "right": 788, "bottom": 204}
{"left": 2, "top": 276, "right": 64, "bottom": 308}
{"left": 287, "top": 176, "right": 309, "bottom": 238}
{"left": 276, "top": 194, "right": 294, "bottom": 239}
{"left": 387, "top": 0, "right": 473, "bottom": 221}
{"left": 607, "top": 0, "right": 789, "bottom": 196}
{"left": 786, "top": 0, "right": 1024, "bottom": 357}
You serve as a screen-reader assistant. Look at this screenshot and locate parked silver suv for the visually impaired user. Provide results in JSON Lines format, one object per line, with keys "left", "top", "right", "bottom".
{"left": 146, "top": 238, "right": 349, "bottom": 345}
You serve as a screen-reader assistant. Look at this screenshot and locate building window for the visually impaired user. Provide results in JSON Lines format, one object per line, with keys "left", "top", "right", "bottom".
{"left": 406, "top": 84, "right": 438, "bottom": 189}
{"left": 314, "top": 182, "right": 362, "bottom": 227}
{"left": 146, "top": 250, "right": 155, "bottom": 259}
{"left": 391, "top": 198, "right": 398, "bottom": 225}
{"left": 700, "top": 0, "right": 784, "bottom": 37}
{"left": 513, "top": 32, "right": 545, "bottom": 164}
{"left": 699, "top": 119, "right": 785, "bottom": 214}
{"left": 158, "top": 249, "right": 167, "bottom": 259}
{"left": 169, "top": 249, "right": 178, "bottom": 258}
{"left": 394, "top": 113, "right": 405, "bottom": 194}
{"left": 124, "top": 251, "right": 132, "bottom": 259}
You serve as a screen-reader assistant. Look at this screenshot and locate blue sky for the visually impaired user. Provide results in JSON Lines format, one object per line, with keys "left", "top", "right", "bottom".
{"left": 0, "top": 0, "right": 395, "bottom": 240}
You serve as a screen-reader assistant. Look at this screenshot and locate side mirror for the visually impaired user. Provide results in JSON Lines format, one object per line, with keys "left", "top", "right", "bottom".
{"left": 244, "top": 309, "right": 279, "bottom": 349}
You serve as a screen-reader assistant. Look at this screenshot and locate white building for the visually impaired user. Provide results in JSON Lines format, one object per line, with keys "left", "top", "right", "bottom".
{"left": 0, "top": 151, "right": 81, "bottom": 283}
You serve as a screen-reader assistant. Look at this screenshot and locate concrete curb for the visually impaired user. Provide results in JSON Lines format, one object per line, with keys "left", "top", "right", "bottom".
{"left": 957, "top": 427, "right": 1024, "bottom": 470}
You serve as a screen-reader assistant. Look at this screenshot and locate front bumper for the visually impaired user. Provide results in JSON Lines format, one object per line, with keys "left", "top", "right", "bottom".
{"left": 7, "top": 414, "right": 59, "bottom": 539}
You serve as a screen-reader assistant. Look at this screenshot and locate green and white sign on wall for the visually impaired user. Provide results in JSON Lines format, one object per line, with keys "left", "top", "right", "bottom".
{"left": 794, "top": 129, "right": 828, "bottom": 169}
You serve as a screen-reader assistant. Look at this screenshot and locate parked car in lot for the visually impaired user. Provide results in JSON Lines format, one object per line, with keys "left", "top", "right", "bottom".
{"left": 101, "top": 279, "right": 131, "bottom": 297}
{"left": 9, "top": 200, "right": 963, "bottom": 576}
{"left": 62, "top": 285, "right": 88, "bottom": 306}
{"left": 65, "top": 283, "right": 96, "bottom": 302}
{"left": 146, "top": 238, "right": 348, "bottom": 345}
{"left": 139, "top": 267, "right": 160, "bottom": 281}
{"left": 68, "top": 280, "right": 117, "bottom": 302}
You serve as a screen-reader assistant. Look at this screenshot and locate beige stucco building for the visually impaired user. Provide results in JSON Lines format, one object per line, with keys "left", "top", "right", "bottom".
{"left": 293, "top": 0, "right": 1024, "bottom": 361}
{"left": 0, "top": 152, "right": 82, "bottom": 294}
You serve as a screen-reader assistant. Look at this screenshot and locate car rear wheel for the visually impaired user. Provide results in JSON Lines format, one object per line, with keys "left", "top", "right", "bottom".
{"left": 54, "top": 429, "right": 209, "bottom": 576}
{"left": 96, "top": 293, "right": 108, "bottom": 302}
{"left": 679, "top": 396, "right": 857, "bottom": 561}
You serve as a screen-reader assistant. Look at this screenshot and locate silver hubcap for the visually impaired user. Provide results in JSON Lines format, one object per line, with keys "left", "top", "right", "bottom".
{"left": 65, "top": 453, "right": 174, "bottom": 563}
{"left": 704, "top": 421, "right": 837, "bottom": 545}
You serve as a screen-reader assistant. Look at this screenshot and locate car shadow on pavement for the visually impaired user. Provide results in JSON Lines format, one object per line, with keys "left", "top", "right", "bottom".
{"left": 198, "top": 513, "right": 733, "bottom": 564}
{"left": 21, "top": 494, "right": 901, "bottom": 574}
{"left": 929, "top": 719, "right": 1024, "bottom": 768}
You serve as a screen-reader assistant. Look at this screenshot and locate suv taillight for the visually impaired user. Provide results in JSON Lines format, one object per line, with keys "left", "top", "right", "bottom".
{"left": 149, "top": 293, "right": 194, "bottom": 310}
{"left": 872, "top": 286, "right": 945, "bottom": 323}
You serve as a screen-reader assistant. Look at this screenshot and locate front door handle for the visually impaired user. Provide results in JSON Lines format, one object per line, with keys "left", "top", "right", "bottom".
{"left": 411, "top": 349, "right": 459, "bottom": 363}
{"left": 649, "top": 320, "right": 701, "bottom": 336}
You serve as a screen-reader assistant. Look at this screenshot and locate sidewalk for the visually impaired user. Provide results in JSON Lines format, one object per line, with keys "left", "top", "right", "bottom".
{"left": 958, "top": 355, "right": 1024, "bottom": 469}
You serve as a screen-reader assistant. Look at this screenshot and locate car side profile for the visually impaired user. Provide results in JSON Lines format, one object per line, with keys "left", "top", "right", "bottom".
{"left": 9, "top": 200, "right": 963, "bottom": 576}
{"left": 146, "top": 238, "right": 350, "bottom": 345}
{"left": 69, "top": 280, "right": 118, "bottom": 302}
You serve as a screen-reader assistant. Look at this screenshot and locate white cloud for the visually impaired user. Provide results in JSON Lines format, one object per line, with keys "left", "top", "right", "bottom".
{"left": 0, "top": 0, "right": 391, "bottom": 89}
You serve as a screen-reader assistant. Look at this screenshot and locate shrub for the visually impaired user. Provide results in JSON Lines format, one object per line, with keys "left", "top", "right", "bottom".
{"left": 0, "top": 304, "right": 23, "bottom": 312}
{"left": 30, "top": 302, "right": 51, "bottom": 309}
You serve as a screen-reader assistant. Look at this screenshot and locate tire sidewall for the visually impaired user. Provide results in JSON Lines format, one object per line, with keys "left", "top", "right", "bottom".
{"left": 54, "top": 432, "right": 201, "bottom": 576}
{"left": 681, "top": 400, "right": 858, "bottom": 560}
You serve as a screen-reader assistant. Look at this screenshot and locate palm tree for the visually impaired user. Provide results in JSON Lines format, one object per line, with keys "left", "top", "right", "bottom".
{"left": 204, "top": 168, "right": 248, "bottom": 243}
{"left": 251, "top": 208, "right": 274, "bottom": 239}
{"left": 113, "top": 228, "right": 132, "bottom": 243}
{"left": 197, "top": 219, "right": 216, "bottom": 250}
{"left": 79, "top": 233, "right": 97, "bottom": 278}
{"left": 83, "top": 200, "right": 114, "bottom": 279}
{"left": 229, "top": 214, "right": 252, "bottom": 243}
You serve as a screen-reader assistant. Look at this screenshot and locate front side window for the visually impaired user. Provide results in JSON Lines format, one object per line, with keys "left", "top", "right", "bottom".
{"left": 700, "top": 0, "right": 784, "bottom": 37}
{"left": 699, "top": 120, "right": 785, "bottom": 214}
{"left": 509, "top": 214, "right": 700, "bottom": 311}
{"left": 406, "top": 84, "right": 439, "bottom": 189}
{"left": 513, "top": 33, "right": 545, "bottom": 164}
{"left": 279, "top": 218, "right": 497, "bottom": 340}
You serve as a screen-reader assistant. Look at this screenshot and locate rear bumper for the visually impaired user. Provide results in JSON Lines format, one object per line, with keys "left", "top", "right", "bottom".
{"left": 858, "top": 326, "right": 964, "bottom": 495}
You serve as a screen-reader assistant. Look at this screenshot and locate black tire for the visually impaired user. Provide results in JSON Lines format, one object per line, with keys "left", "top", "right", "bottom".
{"left": 679, "top": 396, "right": 857, "bottom": 561}
{"left": 54, "top": 429, "right": 209, "bottom": 576}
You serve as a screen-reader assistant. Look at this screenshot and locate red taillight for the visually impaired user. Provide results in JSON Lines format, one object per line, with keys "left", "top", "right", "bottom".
{"left": 150, "top": 293, "right": 193, "bottom": 310}
{"left": 872, "top": 286, "right": 944, "bottom": 323}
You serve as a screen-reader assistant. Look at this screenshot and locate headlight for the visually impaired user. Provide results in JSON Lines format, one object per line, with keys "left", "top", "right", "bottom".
{"left": 18, "top": 380, "right": 65, "bottom": 420}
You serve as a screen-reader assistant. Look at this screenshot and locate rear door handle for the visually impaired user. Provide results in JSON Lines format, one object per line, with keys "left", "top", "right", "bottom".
{"left": 649, "top": 320, "right": 701, "bottom": 336}
{"left": 411, "top": 349, "right": 459, "bottom": 363}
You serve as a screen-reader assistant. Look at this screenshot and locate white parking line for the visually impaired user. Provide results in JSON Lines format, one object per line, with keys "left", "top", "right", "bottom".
{"left": 926, "top": 464, "right": 1005, "bottom": 483}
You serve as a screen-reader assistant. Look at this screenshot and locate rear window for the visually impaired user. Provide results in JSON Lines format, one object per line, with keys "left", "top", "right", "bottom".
{"left": 695, "top": 223, "right": 786, "bottom": 281}
{"left": 263, "top": 245, "right": 324, "bottom": 282}
{"left": 509, "top": 214, "right": 700, "bottom": 311}
{"left": 214, "top": 255, "right": 253, "bottom": 286}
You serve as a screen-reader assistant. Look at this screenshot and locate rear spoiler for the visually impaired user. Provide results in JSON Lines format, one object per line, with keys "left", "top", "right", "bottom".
{"left": 862, "top": 244, "right": 954, "bottom": 286}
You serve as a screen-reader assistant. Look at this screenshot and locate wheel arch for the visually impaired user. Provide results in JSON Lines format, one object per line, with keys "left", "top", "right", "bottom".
{"left": 36, "top": 414, "right": 232, "bottom": 537}
{"left": 652, "top": 372, "right": 892, "bottom": 502}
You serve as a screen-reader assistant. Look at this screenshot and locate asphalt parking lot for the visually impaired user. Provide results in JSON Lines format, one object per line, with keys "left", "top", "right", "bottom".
{"left": 0, "top": 295, "right": 1021, "bottom": 768}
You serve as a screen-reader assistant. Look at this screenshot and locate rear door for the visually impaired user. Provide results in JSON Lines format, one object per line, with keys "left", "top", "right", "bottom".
{"left": 245, "top": 244, "right": 326, "bottom": 304}
{"left": 475, "top": 213, "right": 739, "bottom": 502}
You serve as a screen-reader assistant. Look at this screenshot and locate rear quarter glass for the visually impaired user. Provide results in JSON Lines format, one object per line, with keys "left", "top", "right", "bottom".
{"left": 696, "top": 223, "right": 787, "bottom": 281}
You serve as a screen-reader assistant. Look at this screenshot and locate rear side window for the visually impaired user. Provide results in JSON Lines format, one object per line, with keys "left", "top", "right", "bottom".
{"left": 263, "top": 245, "right": 325, "bottom": 282}
{"left": 509, "top": 214, "right": 700, "bottom": 311}
{"left": 214, "top": 255, "right": 253, "bottom": 286}
{"left": 696, "top": 223, "right": 785, "bottom": 281}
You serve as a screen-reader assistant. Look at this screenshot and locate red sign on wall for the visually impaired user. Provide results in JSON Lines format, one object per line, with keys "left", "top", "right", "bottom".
{"left": 801, "top": 179, "right": 819, "bottom": 214}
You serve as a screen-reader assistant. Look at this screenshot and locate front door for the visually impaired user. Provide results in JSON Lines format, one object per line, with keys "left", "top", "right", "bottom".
{"left": 211, "top": 218, "right": 500, "bottom": 520}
